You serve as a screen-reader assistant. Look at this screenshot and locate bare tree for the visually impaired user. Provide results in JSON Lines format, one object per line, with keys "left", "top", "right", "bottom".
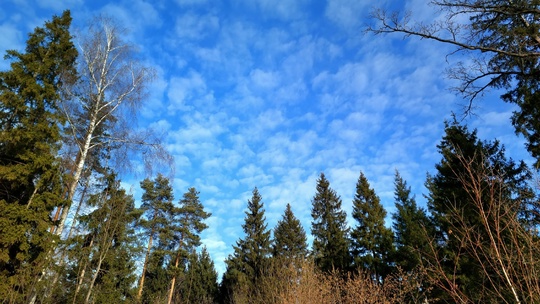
{"left": 53, "top": 15, "right": 170, "bottom": 238}
{"left": 367, "top": 1, "right": 540, "bottom": 165}
{"left": 419, "top": 148, "right": 540, "bottom": 303}
{"left": 29, "top": 16, "right": 171, "bottom": 304}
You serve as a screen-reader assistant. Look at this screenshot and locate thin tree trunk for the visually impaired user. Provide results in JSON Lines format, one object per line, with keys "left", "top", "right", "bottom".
{"left": 167, "top": 252, "right": 181, "bottom": 304}
{"left": 72, "top": 234, "right": 94, "bottom": 304}
{"left": 66, "top": 179, "right": 90, "bottom": 240}
{"left": 84, "top": 253, "right": 104, "bottom": 304}
{"left": 84, "top": 190, "right": 124, "bottom": 304}
{"left": 42, "top": 180, "right": 92, "bottom": 302}
{"left": 137, "top": 221, "right": 156, "bottom": 301}
{"left": 56, "top": 122, "right": 96, "bottom": 237}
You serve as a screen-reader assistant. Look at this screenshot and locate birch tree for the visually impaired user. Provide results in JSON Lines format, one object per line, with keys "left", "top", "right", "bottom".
{"left": 53, "top": 15, "right": 164, "bottom": 238}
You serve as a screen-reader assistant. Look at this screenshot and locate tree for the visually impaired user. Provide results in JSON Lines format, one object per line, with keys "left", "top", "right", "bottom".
{"left": 180, "top": 247, "right": 219, "bottom": 304}
{"left": 391, "top": 170, "right": 431, "bottom": 273}
{"left": 221, "top": 188, "right": 272, "bottom": 303}
{"left": 167, "top": 187, "right": 211, "bottom": 304}
{"left": 368, "top": 0, "right": 540, "bottom": 167}
{"left": 311, "top": 173, "right": 351, "bottom": 272}
{"left": 350, "top": 172, "right": 394, "bottom": 280}
{"left": 137, "top": 174, "right": 175, "bottom": 302}
{"left": 391, "top": 171, "right": 432, "bottom": 303}
{"left": 67, "top": 170, "right": 141, "bottom": 304}
{"left": 53, "top": 14, "right": 164, "bottom": 238}
{"left": 425, "top": 146, "right": 540, "bottom": 303}
{"left": 273, "top": 203, "right": 308, "bottom": 261}
{"left": 0, "top": 11, "right": 77, "bottom": 302}
{"left": 425, "top": 121, "right": 533, "bottom": 302}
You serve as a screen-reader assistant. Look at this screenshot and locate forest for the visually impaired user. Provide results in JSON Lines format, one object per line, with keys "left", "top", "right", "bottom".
{"left": 2, "top": 1, "right": 540, "bottom": 303}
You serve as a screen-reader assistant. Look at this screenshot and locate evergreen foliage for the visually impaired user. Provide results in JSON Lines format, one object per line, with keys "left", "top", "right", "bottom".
{"left": 0, "top": 10, "right": 77, "bottom": 302}
{"left": 350, "top": 172, "right": 394, "bottom": 280}
{"left": 273, "top": 203, "right": 308, "bottom": 260}
{"left": 221, "top": 187, "right": 272, "bottom": 303}
{"left": 391, "top": 171, "right": 431, "bottom": 272}
{"left": 167, "top": 187, "right": 211, "bottom": 304}
{"left": 67, "top": 171, "right": 141, "bottom": 304}
{"left": 138, "top": 174, "right": 175, "bottom": 303}
{"left": 369, "top": 0, "right": 540, "bottom": 167}
{"left": 181, "top": 247, "right": 219, "bottom": 304}
{"left": 311, "top": 173, "right": 351, "bottom": 272}
{"left": 426, "top": 121, "right": 533, "bottom": 302}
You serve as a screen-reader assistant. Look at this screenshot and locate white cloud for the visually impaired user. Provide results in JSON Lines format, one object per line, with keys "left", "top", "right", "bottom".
{"left": 0, "top": 24, "right": 23, "bottom": 70}
{"left": 167, "top": 71, "right": 214, "bottom": 113}
{"left": 175, "top": 12, "right": 219, "bottom": 40}
{"left": 234, "top": 0, "right": 309, "bottom": 21}
{"left": 249, "top": 69, "right": 279, "bottom": 90}
{"left": 325, "top": 0, "right": 369, "bottom": 29}
{"left": 175, "top": 0, "right": 209, "bottom": 6}
{"left": 99, "top": 1, "right": 162, "bottom": 36}
{"left": 37, "top": 0, "right": 83, "bottom": 11}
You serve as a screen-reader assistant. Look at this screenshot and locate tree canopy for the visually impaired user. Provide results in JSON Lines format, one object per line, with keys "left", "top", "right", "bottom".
{"left": 311, "top": 173, "right": 351, "bottom": 272}
{"left": 369, "top": 0, "right": 540, "bottom": 167}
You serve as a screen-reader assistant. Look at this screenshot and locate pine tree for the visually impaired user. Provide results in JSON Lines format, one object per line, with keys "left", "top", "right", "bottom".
{"left": 137, "top": 174, "right": 175, "bottom": 302}
{"left": 350, "top": 172, "right": 394, "bottom": 280}
{"left": 273, "top": 203, "right": 308, "bottom": 261}
{"left": 392, "top": 171, "right": 431, "bottom": 273}
{"left": 167, "top": 187, "right": 211, "bottom": 304}
{"left": 311, "top": 173, "right": 351, "bottom": 272}
{"left": 426, "top": 121, "right": 533, "bottom": 302}
{"left": 181, "top": 247, "right": 219, "bottom": 304}
{"left": 0, "top": 10, "right": 77, "bottom": 302}
{"left": 221, "top": 188, "right": 272, "bottom": 303}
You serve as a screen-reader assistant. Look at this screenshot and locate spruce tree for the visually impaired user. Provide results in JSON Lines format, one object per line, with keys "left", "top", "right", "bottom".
{"left": 427, "top": 121, "right": 533, "bottom": 302}
{"left": 311, "top": 173, "right": 350, "bottom": 272}
{"left": 181, "top": 247, "right": 219, "bottom": 304}
{"left": 221, "top": 188, "right": 272, "bottom": 302}
{"left": 273, "top": 203, "right": 308, "bottom": 261}
{"left": 0, "top": 10, "right": 77, "bottom": 302}
{"left": 392, "top": 171, "right": 431, "bottom": 273}
{"left": 350, "top": 172, "right": 394, "bottom": 280}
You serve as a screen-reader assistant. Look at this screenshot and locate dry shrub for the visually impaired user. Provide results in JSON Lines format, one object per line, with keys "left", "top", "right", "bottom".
{"left": 342, "top": 268, "right": 423, "bottom": 304}
{"left": 256, "top": 258, "right": 422, "bottom": 304}
{"left": 417, "top": 150, "right": 540, "bottom": 303}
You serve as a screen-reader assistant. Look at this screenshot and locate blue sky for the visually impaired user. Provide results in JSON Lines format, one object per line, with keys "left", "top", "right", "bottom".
{"left": 1, "top": 0, "right": 532, "bottom": 277}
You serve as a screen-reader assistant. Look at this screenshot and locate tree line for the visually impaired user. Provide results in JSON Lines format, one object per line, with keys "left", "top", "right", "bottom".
{"left": 2, "top": 1, "right": 540, "bottom": 303}
{"left": 219, "top": 121, "right": 539, "bottom": 304}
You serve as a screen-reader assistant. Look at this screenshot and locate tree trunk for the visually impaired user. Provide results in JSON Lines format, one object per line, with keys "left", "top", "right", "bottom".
{"left": 56, "top": 118, "right": 96, "bottom": 237}
{"left": 72, "top": 234, "right": 94, "bottom": 304}
{"left": 167, "top": 252, "right": 181, "bottom": 304}
{"left": 84, "top": 252, "right": 104, "bottom": 304}
{"left": 137, "top": 221, "right": 156, "bottom": 301}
